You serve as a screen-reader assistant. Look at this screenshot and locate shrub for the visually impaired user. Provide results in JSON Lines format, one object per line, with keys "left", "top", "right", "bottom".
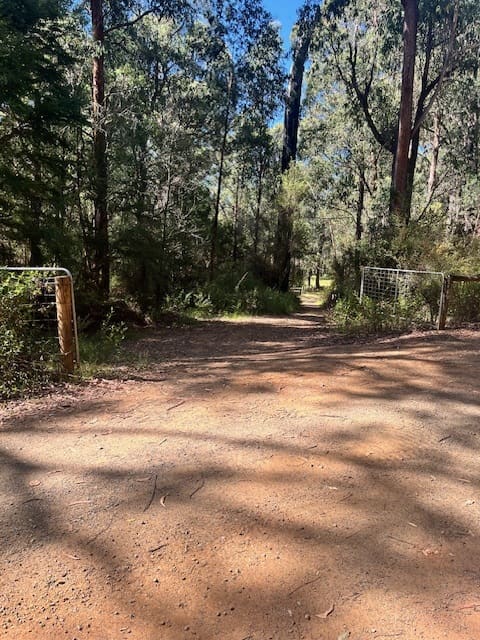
{"left": 449, "top": 282, "right": 480, "bottom": 323}
{"left": 333, "top": 293, "right": 427, "bottom": 335}
{"left": 401, "top": 238, "right": 480, "bottom": 323}
{"left": 0, "top": 272, "right": 55, "bottom": 399}
{"left": 161, "top": 271, "right": 300, "bottom": 318}
{"left": 79, "top": 306, "right": 128, "bottom": 370}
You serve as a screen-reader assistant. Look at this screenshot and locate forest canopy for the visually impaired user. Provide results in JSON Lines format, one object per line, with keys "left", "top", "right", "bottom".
{"left": 1, "top": 0, "right": 479, "bottom": 312}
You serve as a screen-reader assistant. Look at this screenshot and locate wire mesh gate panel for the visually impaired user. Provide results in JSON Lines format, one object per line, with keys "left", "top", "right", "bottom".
{"left": 360, "top": 266, "right": 445, "bottom": 325}
{"left": 0, "top": 267, "right": 80, "bottom": 371}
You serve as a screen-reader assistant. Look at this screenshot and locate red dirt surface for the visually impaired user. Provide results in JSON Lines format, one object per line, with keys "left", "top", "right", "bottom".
{"left": 1, "top": 303, "right": 480, "bottom": 640}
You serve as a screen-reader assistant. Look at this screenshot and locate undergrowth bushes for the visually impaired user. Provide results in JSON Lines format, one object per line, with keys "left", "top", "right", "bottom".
{"left": 0, "top": 273, "right": 56, "bottom": 399}
{"left": 426, "top": 240, "right": 480, "bottom": 323}
{"left": 333, "top": 294, "right": 428, "bottom": 334}
{"left": 79, "top": 307, "right": 128, "bottom": 369}
{"left": 0, "top": 268, "right": 298, "bottom": 399}
{"left": 448, "top": 282, "right": 480, "bottom": 323}
{"left": 331, "top": 237, "right": 480, "bottom": 332}
{"left": 161, "top": 271, "right": 300, "bottom": 317}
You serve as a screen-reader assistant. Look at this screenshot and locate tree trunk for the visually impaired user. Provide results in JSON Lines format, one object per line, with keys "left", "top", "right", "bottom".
{"left": 404, "top": 124, "right": 421, "bottom": 225}
{"left": 29, "top": 157, "right": 43, "bottom": 266}
{"left": 391, "top": 0, "right": 418, "bottom": 224}
{"left": 29, "top": 233, "right": 43, "bottom": 267}
{"left": 232, "top": 172, "right": 241, "bottom": 263}
{"left": 354, "top": 167, "right": 365, "bottom": 288}
{"left": 91, "top": 0, "right": 109, "bottom": 297}
{"left": 209, "top": 72, "right": 233, "bottom": 279}
{"left": 135, "top": 138, "right": 149, "bottom": 220}
{"left": 281, "top": 33, "right": 311, "bottom": 173}
{"left": 76, "top": 127, "right": 93, "bottom": 277}
{"left": 275, "top": 12, "right": 317, "bottom": 292}
{"left": 355, "top": 169, "right": 365, "bottom": 243}
{"left": 427, "top": 112, "right": 440, "bottom": 201}
{"left": 158, "top": 157, "right": 174, "bottom": 293}
{"left": 274, "top": 202, "right": 293, "bottom": 292}
{"left": 253, "top": 157, "right": 265, "bottom": 258}
{"left": 470, "top": 62, "right": 479, "bottom": 174}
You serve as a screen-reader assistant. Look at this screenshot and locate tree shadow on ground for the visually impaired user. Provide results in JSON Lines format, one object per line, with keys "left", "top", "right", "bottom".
{"left": 1, "top": 311, "right": 480, "bottom": 639}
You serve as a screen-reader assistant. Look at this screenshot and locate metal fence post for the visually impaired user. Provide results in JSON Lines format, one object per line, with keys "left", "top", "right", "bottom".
{"left": 359, "top": 267, "right": 365, "bottom": 300}
{"left": 438, "top": 275, "right": 450, "bottom": 330}
{"left": 394, "top": 269, "right": 400, "bottom": 311}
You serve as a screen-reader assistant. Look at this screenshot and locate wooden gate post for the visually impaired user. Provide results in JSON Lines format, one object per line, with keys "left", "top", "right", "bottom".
{"left": 55, "top": 275, "right": 75, "bottom": 374}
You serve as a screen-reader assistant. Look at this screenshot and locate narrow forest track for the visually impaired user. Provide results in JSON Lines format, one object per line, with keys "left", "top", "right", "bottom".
{"left": 2, "top": 300, "right": 480, "bottom": 640}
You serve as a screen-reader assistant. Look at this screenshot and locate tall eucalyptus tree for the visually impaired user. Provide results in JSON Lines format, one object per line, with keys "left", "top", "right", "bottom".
{"left": 274, "top": 1, "right": 322, "bottom": 292}
{"left": 323, "top": 0, "right": 475, "bottom": 229}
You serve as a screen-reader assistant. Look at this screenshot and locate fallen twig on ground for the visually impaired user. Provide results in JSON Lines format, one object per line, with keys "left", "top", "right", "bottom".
{"left": 167, "top": 400, "right": 185, "bottom": 411}
{"left": 21, "top": 497, "right": 43, "bottom": 504}
{"left": 190, "top": 478, "right": 205, "bottom": 498}
{"left": 316, "top": 603, "right": 334, "bottom": 618}
{"left": 86, "top": 514, "right": 115, "bottom": 545}
{"left": 149, "top": 543, "right": 168, "bottom": 553}
{"left": 288, "top": 573, "right": 322, "bottom": 596}
{"left": 143, "top": 474, "right": 158, "bottom": 512}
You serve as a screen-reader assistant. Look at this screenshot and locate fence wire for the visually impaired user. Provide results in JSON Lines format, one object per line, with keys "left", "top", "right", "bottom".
{"left": 360, "top": 266, "right": 445, "bottom": 323}
{"left": 0, "top": 267, "right": 79, "bottom": 371}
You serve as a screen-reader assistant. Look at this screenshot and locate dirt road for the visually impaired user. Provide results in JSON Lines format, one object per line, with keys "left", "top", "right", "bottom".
{"left": 1, "top": 302, "right": 480, "bottom": 640}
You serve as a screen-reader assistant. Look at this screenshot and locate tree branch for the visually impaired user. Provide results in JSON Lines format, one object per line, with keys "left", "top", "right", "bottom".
{"left": 105, "top": 9, "right": 157, "bottom": 34}
{"left": 411, "top": 0, "right": 459, "bottom": 137}
{"left": 413, "top": 166, "right": 454, "bottom": 224}
{"left": 346, "top": 41, "right": 391, "bottom": 152}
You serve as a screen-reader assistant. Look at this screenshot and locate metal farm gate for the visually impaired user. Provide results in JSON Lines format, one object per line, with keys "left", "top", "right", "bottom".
{"left": 360, "top": 266, "right": 446, "bottom": 328}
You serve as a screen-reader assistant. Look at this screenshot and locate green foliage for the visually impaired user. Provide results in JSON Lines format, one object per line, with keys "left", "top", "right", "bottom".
{"left": 449, "top": 283, "right": 480, "bottom": 323}
{"left": 162, "top": 271, "right": 300, "bottom": 317}
{"left": 0, "top": 273, "right": 56, "bottom": 399}
{"left": 331, "top": 240, "right": 398, "bottom": 298}
{"left": 79, "top": 307, "right": 128, "bottom": 370}
{"left": 78, "top": 316, "right": 131, "bottom": 381}
{"left": 301, "top": 0, "right": 480, "bottom": 310}
{"left": 333, "top": 293, "right": 427, "bottom": 335}
{"left": 100, "top": 308, "right": 128, "bottom": 351}
{"left": 402, "top": 238, "right": 480, "bottom": 323}
{"left": 0, "top": 0, "right": 84, "bottom": 264}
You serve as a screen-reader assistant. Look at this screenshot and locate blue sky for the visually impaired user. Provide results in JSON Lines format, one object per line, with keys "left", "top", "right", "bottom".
{"left": 263, "top": 0, "right": 303, "bottom": 54}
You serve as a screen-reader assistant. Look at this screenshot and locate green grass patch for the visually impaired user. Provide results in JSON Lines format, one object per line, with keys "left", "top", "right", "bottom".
{"left": 77, "top": 308, "right": 130, "bottom": 378}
